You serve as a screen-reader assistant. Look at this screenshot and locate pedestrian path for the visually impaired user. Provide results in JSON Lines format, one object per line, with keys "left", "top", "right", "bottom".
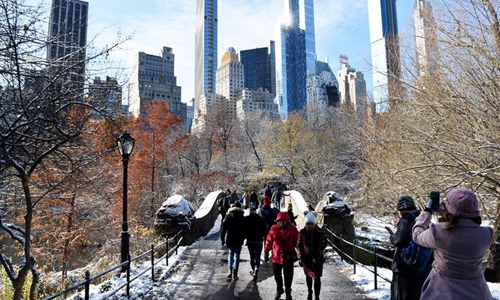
{"left": 143, "top": 226, "right": 369, "bottom": 299}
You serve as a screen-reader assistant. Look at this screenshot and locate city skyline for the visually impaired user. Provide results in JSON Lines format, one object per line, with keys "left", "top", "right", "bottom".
{"left": 63, "top": 0, "right": 414, "bottom": 105}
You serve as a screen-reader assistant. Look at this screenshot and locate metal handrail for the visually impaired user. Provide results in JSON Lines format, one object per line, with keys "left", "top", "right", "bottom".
{"left": 41, "top": 229, "right": 184, "bottom": 300}
{"left": 323, "top": 226, "right": 392, "bottom": 289}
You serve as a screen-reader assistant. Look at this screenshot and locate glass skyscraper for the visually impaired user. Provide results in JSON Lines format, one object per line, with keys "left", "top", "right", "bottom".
{"left": 368, "top": 0, "right": 400, "bottom": 112}
{"left": 277, "top": 0, "right": 314, "bottom": 119}
{"left": 195, "top": 0, "right": 218, "bottom": 115}
{"left": 240, "top": 41, "right": 276, "bottom": 97}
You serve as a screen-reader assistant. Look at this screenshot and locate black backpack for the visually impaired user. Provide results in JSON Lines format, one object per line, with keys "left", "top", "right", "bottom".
{"left": 399, "top": 212, "right": 433, "bottom": 272}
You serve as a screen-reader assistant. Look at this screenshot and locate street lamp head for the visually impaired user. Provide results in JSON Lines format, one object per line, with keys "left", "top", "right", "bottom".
{"left": 117, "top": 131, "right": 135, "bottom": 157}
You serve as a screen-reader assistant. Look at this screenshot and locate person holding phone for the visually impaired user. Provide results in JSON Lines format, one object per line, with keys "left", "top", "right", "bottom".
{"left": 412, "top": 188, "right": 493, "bottom": 299}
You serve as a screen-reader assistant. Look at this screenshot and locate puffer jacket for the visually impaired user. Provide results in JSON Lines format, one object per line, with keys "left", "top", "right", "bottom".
{"left": 221, "top": 207, "right": 246, "bottom": 248}
{"left": 264, "top": 212, "right": 299, "bottom": 265}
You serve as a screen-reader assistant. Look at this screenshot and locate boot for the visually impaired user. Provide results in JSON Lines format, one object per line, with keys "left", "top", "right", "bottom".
{"left": 233, "top": 270, "right": 239, "bottom": 281}
{"left": 227, "top": 269, "right": 232, "bottom": 279}
{"left": 285, "top": 293, "right": 293, "bottom": 300}
{"left": 274, "top": 287, "right": 284, "bottom": 299}
{"left": 253, "top": 269, "right": 258, "bottom": 282}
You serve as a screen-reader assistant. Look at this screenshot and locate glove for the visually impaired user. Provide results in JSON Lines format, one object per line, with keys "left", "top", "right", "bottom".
{"left": 221, "top": 240, "right": 225, "bottom": 246}
{"left": 264, "top": 252, "right": 270, "bottom": 262}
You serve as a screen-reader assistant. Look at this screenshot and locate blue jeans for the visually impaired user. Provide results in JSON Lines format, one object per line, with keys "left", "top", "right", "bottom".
{"left": 247, "top": 242, "right": 263, "bottom": 271}
{"left": 228, "top": 246, "right": 242, "bottom": 272}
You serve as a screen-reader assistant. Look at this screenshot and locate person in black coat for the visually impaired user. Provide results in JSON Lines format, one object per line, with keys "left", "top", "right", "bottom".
{"left": 389, "top": 195, "right": 431, "bottom": 300}
{"left": 221, "top": 201, "right": 246, "bottom": 280}
{"left": 244, "top": 203, "right": 268, "bottom": 281}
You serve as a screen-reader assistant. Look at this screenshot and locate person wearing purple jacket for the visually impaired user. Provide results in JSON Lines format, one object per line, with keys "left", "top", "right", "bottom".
{"left": 413, "top": 188, "right": 493, "bottom": 300}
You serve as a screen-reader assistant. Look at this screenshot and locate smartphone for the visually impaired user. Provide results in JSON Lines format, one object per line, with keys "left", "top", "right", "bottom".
{"left": 430, "top": 191, "right": 440, "bottom": 209}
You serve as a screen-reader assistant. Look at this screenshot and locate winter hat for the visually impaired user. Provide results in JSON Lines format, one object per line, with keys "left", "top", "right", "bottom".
{"left": 263, "top": 196, "right": 271, "bottom": 205}
{"left": 233, "top": 201, "right": 242, "bottom": 208}
{"left": 445, "top": 188, "right": 480, "bottom": 218}
{"left": 396, "top": 195, "right": 416, "bottom": 211}
{"left": 305, "top": 212, "right": 316, "bottom": 224}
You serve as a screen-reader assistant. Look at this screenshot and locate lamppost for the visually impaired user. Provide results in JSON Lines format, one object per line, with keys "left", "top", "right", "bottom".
{"left": 117, "top": 131, "right": 135, "bottom": 271}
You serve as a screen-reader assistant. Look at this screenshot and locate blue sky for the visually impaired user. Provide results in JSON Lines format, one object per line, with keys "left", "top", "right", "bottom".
{"left": 83, "top": 0, "right": 415, "bottom": 104}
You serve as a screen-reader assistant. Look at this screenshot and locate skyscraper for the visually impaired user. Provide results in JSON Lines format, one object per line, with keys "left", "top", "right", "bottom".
{"left": 368, "top": 0, "right": 401, "bottom": 112}
{"left": 277, "top": 0, "right": 313, "bottom": 119}
{"left": 338, "top": 63, "right": 367, "bottom": 112}
{"left": 240, "top": 41, "right": 276, "bottom": 97}
{"left": 47, "top": 0, "right": 88, "bottom": 60}
{"left": 47, "top": 0, "right": 88, "bottom": 90}
{"left": 302, "top": 0, "right": 316, "bottom": 74}
{"left": 414, "top": 0, "right": 437, "bottom": 77}
{"left": 129, "top": 47, "right": 185, "bottom": 119}
{"left": 216, "top": 47, "right": 244, "bottom": 117}
{"left": 306, "top": 58, "right": 340, "bottom": 121}
{"left": 195, "top": 0, "right": 218, "bottom": 116}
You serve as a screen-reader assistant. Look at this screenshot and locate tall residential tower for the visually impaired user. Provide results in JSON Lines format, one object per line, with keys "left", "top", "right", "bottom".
{"left": 368, "top": 0, "right": 400, "bottom": 112}
{"left": 240, "top": 41, "right": 276, "bottom": 97}
{"left": 195, "top": 0, "right": 218, "bottom": 117}
{"left": 414, "top": 0, "right": 437, "bottom": 77}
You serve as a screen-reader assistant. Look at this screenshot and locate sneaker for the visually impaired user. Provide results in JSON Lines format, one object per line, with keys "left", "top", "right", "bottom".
{"left": 233, "top": 270, "right": 238, "bottom": 281}
{"left": 227, "top": 269, "right": 232, "bottom": 279}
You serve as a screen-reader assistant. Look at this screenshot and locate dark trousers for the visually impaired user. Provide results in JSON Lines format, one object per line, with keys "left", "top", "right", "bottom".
{"left": 391, "top": 272, "right": 424, "bottom": 300}
{"left": 306, "top": 276, "right": 321, "bottom": 298}
{"left": 273, "top": 262, "right": 294, "bottom": 294}
{"left": 247, "top": 243, "right": 263, "bottom": 271}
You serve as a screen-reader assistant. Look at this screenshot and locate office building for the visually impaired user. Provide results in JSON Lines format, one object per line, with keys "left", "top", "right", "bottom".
{"left": 89, "top": 76, "right": 126, "bottom": 119}
{"left": 276, "top": 0, "right": 311, "bottom": 119}
{"left": 47, "top": 0, "right": 88, "bottom": 91}
{"left": 302, "top": 0, "right": 316, "bottom": 74}
{"left": 338, "top": 63, "right": 367, "bottom": 112}
{"left": 129, "top": 47, "right": 185, "bottom": 120}
{"left": 236, "top": 88, "right": 278, "bottom": 120}
{"left": 195, "top": 0, "right": 218, "bottom": 117}
{"left": 368, "top": 0, "right": 401, "bottom": 112}
{"left": 414, "top": 0, "right": 437, "bottom": 77}
{"left": 240, "top": 41, "right": 276, "bottom": 97}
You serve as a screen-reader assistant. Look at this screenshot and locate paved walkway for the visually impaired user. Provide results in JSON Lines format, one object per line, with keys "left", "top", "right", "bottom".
{"left": 143, "top": 226, "right": 369, "bottom": 300}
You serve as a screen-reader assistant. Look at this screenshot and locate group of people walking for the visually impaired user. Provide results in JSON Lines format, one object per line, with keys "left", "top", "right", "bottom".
{"left": 220, "top": 188, "right": 327, "bottom": 300}
{"left": 389, "top": 187, "right": 494, "bottom": 300}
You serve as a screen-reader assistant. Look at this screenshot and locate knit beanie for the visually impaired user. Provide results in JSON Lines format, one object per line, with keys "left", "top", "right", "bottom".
{"left": 305, "top": 212, "right": 316, "bottom": 224}
{"left": 396, "top": 195, "right": 416, "bottom": 211}
{"left": 263, "top": 196, "right": 271, "bottom": 205}
{"left": 445, "top": 188, "right": 480, "bottom": 218}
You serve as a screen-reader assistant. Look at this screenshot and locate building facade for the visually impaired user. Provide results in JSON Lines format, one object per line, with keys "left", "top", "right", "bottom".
{"left": 368, "top": 0, "right": 400, "bottom": 112}
{"left": 414, "top": 0, "right": 437, "bottom": 78}
{"left": 129, "top": 47, "right": 185, "bottom": 120}
{"left": 195, "top": 0, "right": 218, "bottom": 117}
{"left": 236, "top": 88, "right": 278, "bottom": 120}
{"left": 338, "top": 63, "right": 367, "bottom": 112}
{"left": 302, "top": 0, "right": 316, "bottom": 74}
{"left": 216, "top": 47, "right": 244, "bottom": 117}
{"left": 240, "top": 40, "right": 276, "bottom": 97}
{"left": 306, "top": 59, "right": 340, "bottom": 120}
{"left": 47, "top": 0, "right": 88, "bottom": 91}
{"left": 276, "top": 0, "right": 309, "bottom": 119}
{"left": 89, "top": 76, "right": 126, "bottom": 119}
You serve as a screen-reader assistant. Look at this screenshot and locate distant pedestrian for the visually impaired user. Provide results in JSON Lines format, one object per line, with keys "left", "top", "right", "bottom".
{"left": 221, "top": 201, "right": 246, "bottom": 281}
{"left": 244, "top": 202, "right": 268, "bottom": 282}
{"left": 298, "top": 212, "right": 327, "bottom": 300}
{"left": 240, "top": 192, "right": 249, "bottom": 209}
{"left": 230, "top": 189, "right": 239, "bottom": 204}
{"left": 264, "top": 212, "right": 299, "bottom": 300}
{"left": 217, "top": 190, "right": 230, "bottom": 222}
{"left": 413, "top": 188, "right": 493, "bottom": 300}
{"left": 265, "top": 184, "right": 273, "bottom": 199}
{"left": 249, "top": 192, "right": 259, "bottom": 209}
{"left": 287, "top": 203, "right": 297, "bottom": 226}
{"left": 271, "top": 186, "right": 283, "bottom": 209}
{"left": 259, "top": 196, "right": 276, "bottom": 251}
{"left": 389, "top": 195, "right": 430, "bottom": 300}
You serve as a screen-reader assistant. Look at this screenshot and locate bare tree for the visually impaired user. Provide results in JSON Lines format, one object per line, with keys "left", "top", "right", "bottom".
{"left": 0, "top": 1, "right": 127, "bottom": 298}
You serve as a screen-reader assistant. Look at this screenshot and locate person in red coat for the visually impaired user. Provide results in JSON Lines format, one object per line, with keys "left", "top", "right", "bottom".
{"left": 264, "top": 211, "right": 299, "bottom": 300}
{"left": 298, "top": 212, "right": 327, "bottom": 300}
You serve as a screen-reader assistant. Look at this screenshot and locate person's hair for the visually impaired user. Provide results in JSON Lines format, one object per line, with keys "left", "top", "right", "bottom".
{"left": 444, "top": 213, "right": 482, "bottom": 231}
{"left": 288, "top": 203, "right": 292, "bottom": 209}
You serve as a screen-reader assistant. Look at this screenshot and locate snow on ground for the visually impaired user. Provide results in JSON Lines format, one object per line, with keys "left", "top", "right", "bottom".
{"left": 67, "top": 212, "right": 500, "bottom": 300}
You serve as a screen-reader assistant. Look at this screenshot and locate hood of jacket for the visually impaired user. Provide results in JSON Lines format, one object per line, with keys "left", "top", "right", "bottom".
{"left": 276, "top": 211, "right": 291, "bottom": 223}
